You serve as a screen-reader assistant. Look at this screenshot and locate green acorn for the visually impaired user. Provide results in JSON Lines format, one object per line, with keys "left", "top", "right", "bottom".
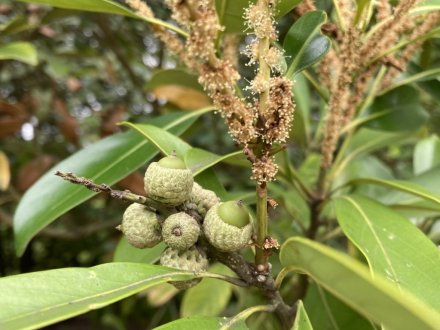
{"left": 144, "top": 155, "right": 193, "bottom": 206}
{"left": 203, "top": 201, "right": 253, "bottom": 252}
{"left": 183, "top": 183, "right": 220, "bottom": 216}
{"left": 162, "top": 212, "right": 200, "bottom": 251}
{"left": 121, "top": 203, "right": 162, "bottom": 248}
{"left": 160, "top": 246, "right": 208, "bottom": 289}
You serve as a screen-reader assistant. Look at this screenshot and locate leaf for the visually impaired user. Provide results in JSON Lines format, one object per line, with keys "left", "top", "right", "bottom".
{"left": 181, "top": 263, "right": 233, "bottom": 317}
{"left": 146, "top": 69, "right": 204, "bottom": 92}
{"left": 119, "top": 122, "right": 192, "bottom": 158}
{"left": 113, "top": 238, "right": 165, "bottom": 263}
{"left": 283, "top": 11, "right": 331, "bottom": 77}
{"left": 280, "top": 237, "right": 440, "bottom": 330}
{"left": 18, "top": 0, "right": 137, "bottom": 17}
{"left": 0, "top": 42, "right": 38, "bottom": 65}
{"left": 0, "top": 263, "right": 196, "bottom": 330}
{"left": 414, "top": 135, "right": 440, "bottom": 175}
{"left": 276, "top": 0, "right": 303, "bottom": 17}
{"left": 340, "top": 177, "right": 440, "bottom": 206}
{"left": 382, "top": 67, "right": 440, "bottom": 93}
{"left": 13, "top": 110, "right": 210, "bottom": 256}
{"left": 153, "top": 316, "right": 247, "bottom": 330}
{"left": 412, "top": 0, "right": 440, "bottom": 14}
{"left": 292, "top": 301, "right": 313, "bottom": 330}
{"left": 0, "top": 151, "right": 10, "bottom": 191}
{"left": 184, "top": 148, "right": 242, "bottom": 175}
{"left": 334, "top": 195, "right": 440, "bottom": 312}
{"left": 291, "top": 73, "right": 310, "bottom": 147}
{"left": 367, "top": 86, "right": 429, "bottom": 132}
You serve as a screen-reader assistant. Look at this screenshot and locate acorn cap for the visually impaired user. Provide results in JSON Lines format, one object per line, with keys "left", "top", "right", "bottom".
{"left": 144, "top": 156, "right": 193, "bottom": 206}
{"left": 162, "top": 212, "right": 200, "bottom": 251}
{"left": 121, "top": 203, "right": 162, "bottom": 248}
{"left": 160, "top": 246, "right": 208, "bottom": 289}
{"left": 183, "top": 183, "right": 220, "bottom": 216}
{"left": 203, "top": 203, "right": 253, "bottom": 252}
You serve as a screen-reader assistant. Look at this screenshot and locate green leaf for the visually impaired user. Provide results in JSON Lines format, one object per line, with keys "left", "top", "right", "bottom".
{"left": 280, "top": 237, "right": 440, "bottom": 330}
{"left": 113, "top": 238, "right": 165, "bottom": 263}
{"left": 13, "top": 110, "right": 210, "bottom": 256}
{"left": 18, "top": 0, "right": 137, "bottom": 17}
{"left": 153, "top": 316, "right": 247, "bottom": 330}
{"left": 0, "top": 263, "right": 196, "bottom": 330}
{"left": 276, "top": 0, "right": 303, "bottom": 17}
{"left": 291, "top": 73, "right": 310, "bottom": 147}
{"left": 412, "top": 0, "right": 440, "bottom": 14}
{"left": 146, "top": 69, "right": 204, "bottom": 92}
{"left": 414, "top": 135, "right": 440, "bottom": 175}
{"left": 194, "top": 168, "right": 228, "bottom": 200}
{"left": 334, "top": 195, "right": 440, "bottom": 311}
{"left": 119, "top": 122, "right": 192, "bottom": 158}
{"left": 0, "top": 42, "right": 37, "bottom": 65}
{"left": 184, "top": 148, "right": 242, "bottom": 175}
{"left": 382, "top": 67, "right": 440, "bottom": 93}
{"left": 304, "top": 284, "right": 374, "bottom": 330}
{"left": 283, "top": 11, "right": 331, "bottom": 77}
{"left": 181, "top": 263, "right": 233, "bottom": 317}
{"left": 366, "top": 86, "right": 429, "bottom": 132}
{"left": 292, "top": 301, "right": 313, "bottom": 330}
{"left": 340, "top": 177, "right": 440, "bottom": 205}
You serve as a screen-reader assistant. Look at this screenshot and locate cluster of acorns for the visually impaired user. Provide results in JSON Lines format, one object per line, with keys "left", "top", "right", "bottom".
{"left": 119, "top": 155, "right": 254, "bottom": 289}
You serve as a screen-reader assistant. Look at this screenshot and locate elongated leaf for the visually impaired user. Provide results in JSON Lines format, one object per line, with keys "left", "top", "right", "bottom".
{"left": 18, "top": 0, "right": 137, "bottom": 17}
{"left": 412, "top": 0, "right": 440, "bottom": 14}
{"left": 13, "top": 110, "right": 209, "bottom": 256}
{"left": 146, "top": 69, "right": 204, "bottom": 92}
{"left": 185, "top": 148, "right": 242, "bottom": 175}
{"left": 334, "top": 195, "right": 440, "bottom": 312}
{"left": 153, "top": 316, "right": 247, "bottom": 330}
{"left": 120, "top": 122, "right": 192, "bottom": 158}
{"left": 280, "top": 237, "right": 440, "bottom": 330}
{"left": 113, "top": 238, "right": 165, "bottom": 263}
{"left": 283, "top": 11, "right": 331, "bottom": 77}
{"left": 291, "top": 73, "right": 310, "bottom": 146}
{"left": 341, "top": 177, "right": 440, "bottom": 205}
{"left": 0, "top": 42, "right": 37, "bottom": 65}
{"left": 414, "top": 135, "right": 440, "bottom": 175}
{"left": 181, "top": 263, "right": 233, "bottom": 317}
{"left": 292, "top": 301, "right": 313, "bottom": 330}
{"left": 0, "top": 263, "right": 195, "bottom": 330}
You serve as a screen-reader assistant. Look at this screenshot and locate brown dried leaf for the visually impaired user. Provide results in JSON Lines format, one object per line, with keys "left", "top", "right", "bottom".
{"left": 0, "top": 101, "right": 28, "bottom": 139}
{"left": 0, "top": 151, "right": 10, "bottom": 191}
{"left": 117, "top": 171, "right": 145, "bottom": 196}
{"left": 53, "top": 98, "right": 80, "bottom": 146}
{"left": 16, "top": 154, "right": 55, "bottom": 192}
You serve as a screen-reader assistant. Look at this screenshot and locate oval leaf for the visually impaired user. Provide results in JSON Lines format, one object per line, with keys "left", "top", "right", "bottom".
{"left": 334, "top": 195, "right": 440, "bottom": 311}
{"left": 113, "top": 238, "right": 165, "bottom": 263}
{"left": 0, "top": 42, "right": 37, "bottom": 65}
{"left": 283, "top": 11, "right": 331, "bottom": 77}
{"left": 153, "top": 316, "right": 247, "bottom": 330}
{"left": 0, "top": 263, "right": 195, "bottom": 330}
{"left": 184, "top": 148, "right": 242, "bottom": 175}
{"left": 414, "top": 135, "right": 440, "bottom": 175}
{"left": 13, "top": 111, "right": 208, "bottom": 256}
{"left": 280, "top": 237, "right": 440, "bottom": 330}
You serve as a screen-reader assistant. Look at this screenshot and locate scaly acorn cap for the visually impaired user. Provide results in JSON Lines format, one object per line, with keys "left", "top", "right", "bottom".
{"left": 121, "top": 203, "right": 162, "bottom": 248}
{"left": 162, "top": 212, "right": 200, "bottom": 251}
{"left": 160, "top": 246, "right": 208, "bottom": 289}
{"left": 144, "top": 155, "right": 193, "bottom": 206}
{"left": 203, "top": 202, "right": 253, "bottom": 252}
{"left": 183, "top": 183, "right": 220, "bottom": 216}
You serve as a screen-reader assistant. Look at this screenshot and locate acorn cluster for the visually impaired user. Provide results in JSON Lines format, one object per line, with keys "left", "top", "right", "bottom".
{"left": 119, "top": 155, "right": 254, "bottom": 289}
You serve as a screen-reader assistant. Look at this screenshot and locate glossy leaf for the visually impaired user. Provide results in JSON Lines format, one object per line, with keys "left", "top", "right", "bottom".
{"left": 367, "top": 86, "right": 428, "bottom": 132}
{"left": 153, "top": 316, "right": 247, "bottom": 330}
{"left": 341, "top": 177, "right": 440, "bottom": 205}
{"left": 13, "top": 111, "right": 208, "bottom": 256}
{"left": 280, "top": 237, "right": 440, "bottom": 330}
{"left": 283, "top": 11, "right": 331, "bottom": 77}
{"left": 113, "top": 238, "right": 165, "bottom": 263}
{"left": 276, "top": 0, "right": 303, "bottom": 17}
{"left": 0, "top": 263, "right": 196, "bottom": 330}
{"left": 334, "top": 195, "right": 440, "bottom": 311}
{"left": 291, "top": 73, "right": 310, "bottom": 147}
{"left": 414, "top": 135, "right": 440, "bottom": 175}
{"left": 292, "top": 301, "right": 313, "bottom": 330}
{"left": 184, "top": 148, "right": 242, "bottom": 175}
{"left": 181, "top": 263, "right": 233, "bottom": 317}
{"left": 0, "top": 42, "right": 37, "bottom": 65}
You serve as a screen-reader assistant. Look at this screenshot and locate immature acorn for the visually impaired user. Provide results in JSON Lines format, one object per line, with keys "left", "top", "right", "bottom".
{"left": 203, "top": 201, "right": 253, "bottom": 252}
{"left": 121, "top": 203, "right": 162, "bottom": 248}
{"left": 183, "top": 183, "right": 220, "bottom": 216}
{"left": 162, "top": 212, "right": 200, "bottom": 251}
{"left": 160, "top": 246, "right": 208, "bottom": 289}
{"left": 144, "top": 155, "right": 193, "bottom": 206}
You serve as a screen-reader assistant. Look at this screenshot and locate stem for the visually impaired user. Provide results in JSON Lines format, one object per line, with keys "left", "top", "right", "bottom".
{"left": 255, "top": 183, "right": 269, "bottom": 268}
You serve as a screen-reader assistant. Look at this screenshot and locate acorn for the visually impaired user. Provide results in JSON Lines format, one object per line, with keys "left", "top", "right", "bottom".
{"left": 203, "top": 201, "right": 253, "bottom": 252}
{"left": 144, "top": 155, "right": 193, "bottom": 206}
{"left": 183, "top": 183, "right": 220, "bottom": 216}
{"left": 121, "top": 203, "right": 162, "bottom": 248}
{"left": 162, "top": 212, "right": 200, "bottom": 251}
{"left": 160, "top": 246, "right": 208, "bottom": 289}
